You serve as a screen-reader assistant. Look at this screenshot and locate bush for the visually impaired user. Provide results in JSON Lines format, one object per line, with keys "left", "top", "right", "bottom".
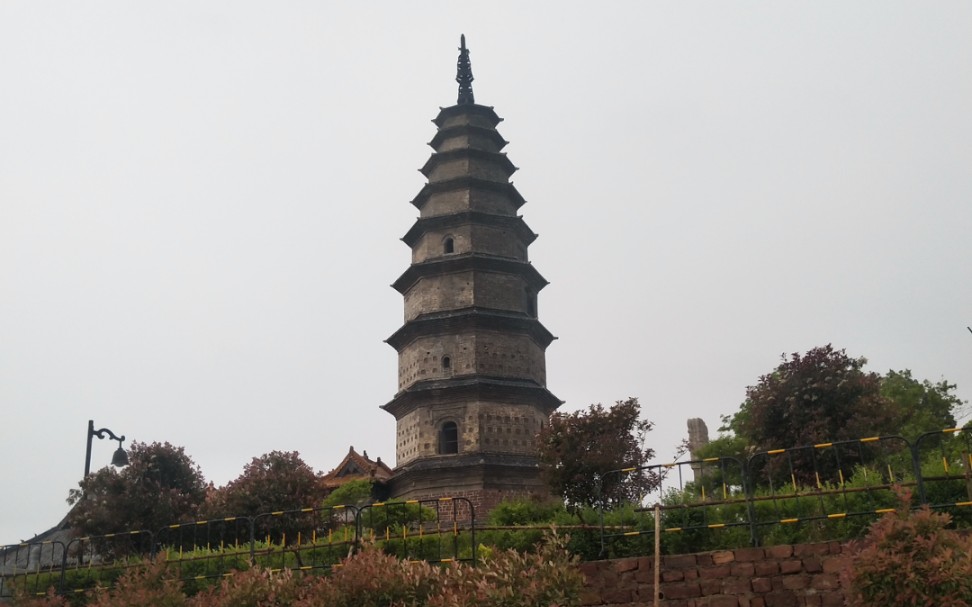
{"left": 14, "top": 534, "right": 582, "bottom": 607}
{"left": 845, "top": 487, "right": 972, "bottom": 606}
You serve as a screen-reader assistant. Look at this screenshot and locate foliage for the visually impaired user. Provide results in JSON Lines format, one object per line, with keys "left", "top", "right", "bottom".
{"left": 734, "top": 345, "right": 894, "bottom": 451}
{"left": 845, "top": 487, "right": 972, "bottom": 607}
{"left": 13, "top": 535, "right": 582, "bottom": 607}
{"left": 11, "top": 589, "right": 69, "bottom": 607}
{"left": 186, "top": 567, "right": 300, "bottom": 607}
{"left": 537, "top": 398, "right": 658, "bottom": 510}
{"left": 881, "top": 369, "right": 964, "bottom": 441}
{"left": 487, "top": 498, "right": 569, "bottom": 526}
{"left": 67, "top": 442, "right": 207, "bottom": 537}
{"left": 88, "top": 556, "right": 187, "bottom": 607}
{"left": 321, "top": 479, "right": 373, "bottom": 509}
{"left": 203, "top": 451, "right": 325, "bottom": 518}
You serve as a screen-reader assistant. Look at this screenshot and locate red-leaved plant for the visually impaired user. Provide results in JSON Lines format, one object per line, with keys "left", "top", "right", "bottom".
{"left": 845, "top": 486, "right": 972, "bottom": 607}
{"left": 15, "top": 531, "right": 582, "bottom": 607}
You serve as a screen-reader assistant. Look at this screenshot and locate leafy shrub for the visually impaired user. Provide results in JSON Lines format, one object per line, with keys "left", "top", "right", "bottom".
{"left": 845, "top": 487, "right": 972, "bottom": 606}
{"left": 187, "top": 567, "right": 300, "bottom": 607}
{"left": 14, "top": 534, "right": 581, "bottom": 607}
{"left": 88, "top": 556, "right": 186, "bottom": 607}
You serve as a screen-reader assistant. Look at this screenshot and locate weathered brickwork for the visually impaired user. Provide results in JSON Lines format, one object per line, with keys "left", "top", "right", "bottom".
{"left": 435, "top": 131, "right": 504, "bottom": 154}
{"left": 577, "top": 542, "right": 851, "bottom": 607}
{"left": 397, "top": 332, "right": 546, "bottom": 391}
{"left": 395, "top": 402, "right": 547, "bottom": 465}
{"left": 411, "top": 224, "right": 528, "bottom": 264}
{"left": 425, "top": 156, "right": 512, "bottom": 183}
{"left": 403, "top": 271, "right": 532, "bottom": 320}
{"left": 419, "top": 188, "right": 518, "bottom": 218}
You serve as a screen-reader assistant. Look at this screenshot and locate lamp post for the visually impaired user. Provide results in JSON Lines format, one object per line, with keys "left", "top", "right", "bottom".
{"left": 84, "top": 419, "right": 129, "bottom": 477}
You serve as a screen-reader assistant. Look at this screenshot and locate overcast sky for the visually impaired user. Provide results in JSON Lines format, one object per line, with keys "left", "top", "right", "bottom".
{"left": 2, "top": 2, "right": 970, "bottom": 545}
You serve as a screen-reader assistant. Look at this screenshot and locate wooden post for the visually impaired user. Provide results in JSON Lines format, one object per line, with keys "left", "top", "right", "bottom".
{"left": 654, "top": 504, "right": 661, "bottom": 607}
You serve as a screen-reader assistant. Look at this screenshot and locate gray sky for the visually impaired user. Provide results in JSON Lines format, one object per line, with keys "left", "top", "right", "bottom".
{"left": 2, "top": 2, "right": 970, "bottom": 545}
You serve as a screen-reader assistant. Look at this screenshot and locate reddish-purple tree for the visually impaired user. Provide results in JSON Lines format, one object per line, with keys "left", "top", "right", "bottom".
{"left": 538, "top": 398, "right": 658, "bottom": 509}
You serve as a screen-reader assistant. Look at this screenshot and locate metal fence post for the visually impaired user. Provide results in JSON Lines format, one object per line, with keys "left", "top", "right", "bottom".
{"left": 742, "top": 455, "right": 759, "bottom": 547}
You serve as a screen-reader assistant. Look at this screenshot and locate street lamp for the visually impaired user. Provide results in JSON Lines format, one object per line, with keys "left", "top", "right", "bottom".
{"left": 84, "top": 419, "right": 129, "bottom": 477}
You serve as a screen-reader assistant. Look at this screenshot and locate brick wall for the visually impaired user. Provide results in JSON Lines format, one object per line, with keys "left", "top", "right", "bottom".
{"left": 578, "top": 542, "right": 849, "bottom": 607}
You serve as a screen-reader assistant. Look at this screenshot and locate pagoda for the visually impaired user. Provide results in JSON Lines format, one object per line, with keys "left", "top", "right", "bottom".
{"left": 383, "top": 36, "right": 561, "bottom": 512}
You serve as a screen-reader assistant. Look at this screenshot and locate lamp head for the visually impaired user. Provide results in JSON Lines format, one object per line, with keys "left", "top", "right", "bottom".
{"left": 111, "top": 442, "right": 129, "bottom": 467}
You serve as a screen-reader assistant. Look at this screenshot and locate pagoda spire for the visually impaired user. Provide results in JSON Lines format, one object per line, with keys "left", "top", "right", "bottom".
{"left": 456, "top": 34, "right": 475, "bottom": 105}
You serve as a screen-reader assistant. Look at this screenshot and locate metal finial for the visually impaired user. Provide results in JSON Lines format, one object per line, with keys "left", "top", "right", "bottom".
{"left": 456, "top": 34, "right": 475, "bottom": 105}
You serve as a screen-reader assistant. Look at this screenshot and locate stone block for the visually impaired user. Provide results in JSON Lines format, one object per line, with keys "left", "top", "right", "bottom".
{"left": 763, "top": 590, "right": 798, "bottom": 607}
{"left": 781, "top": 574, "right": 809, "bottom": 590}
{"left": 765, "top": 544, "right": 793, "bottom": 559}
{"left": 752, "top": 577, "right": 773, "bottom": 593}
{"left": 722, "top": 577, "right": 753, "bottom": 595}
{"left": 793, "top": 542, "right": 830, "bottom": 557}
{"left": 712, "top": 550, "right": 735, "bottom": 565}
{"left": 802, "top": 556, "right": 822, "bottom": 573}
{"left": 700, "top": 578, "right": 723, "bottom": 596}
{"left": 709, "top": 595, "right": 741, "bottom": 607}
{"left": 754, "top": 560, "right": 780, "bottom": 576}
{"left": 734, "top": 547, "right": 765, "bottom": 562}
{"left": 662, "top": 582, "right": 702, "bottom": 599}
{"left": 615, "top": 558, "right": 639, "bottom": 573}
{"left": 810, "top": 573, "right": 840, "bottom": 590}
{"left": 635, "top": 584, "right": 659, "bottom": 603}
{"left": 699, "top": 564, "right": 731, "bottom": 579}
{"left": 663, "top": 569, "right": 685, "bottom": 582}
{"left": 634, "top": 563, "right": 653, "bottom": 584}
{"left": 666, "top": 554, "right": 699, "bottom": 569}
{"left": 821, "top": 590, "right": 845, "bottom": 606}
{"left": 780, "top": 559, "right": 803, "bottom": 574}
{"left": 601, "top": 587, "right": 633, "bottom": 604}
{"left": 730, "top": 562, "right": 755, "bottom": 576}
{"left": 821, "top": 556, "right": 849, "bottom": 573}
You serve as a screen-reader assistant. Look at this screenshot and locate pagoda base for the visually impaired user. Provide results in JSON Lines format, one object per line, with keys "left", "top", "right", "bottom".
{"left": 387, "top": 453, "right": 551, "bottom": 521}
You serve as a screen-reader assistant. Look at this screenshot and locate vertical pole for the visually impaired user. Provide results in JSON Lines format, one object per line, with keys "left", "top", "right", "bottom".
{"left": 912, "top": 435, "right": 927, "bottom": 505}
{"left": 596, "top": 474, "right": 606, "bottom": 557}
{"left": 83, "top": 420, "right": 94, "bottom": 478}
{"left": 654, "top": 504, "right": 661, "bottom": 607}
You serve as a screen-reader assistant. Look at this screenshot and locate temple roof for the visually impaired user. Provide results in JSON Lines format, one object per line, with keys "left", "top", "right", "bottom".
{"left": 321, "top": 446, "right": 393, "bottom": 489}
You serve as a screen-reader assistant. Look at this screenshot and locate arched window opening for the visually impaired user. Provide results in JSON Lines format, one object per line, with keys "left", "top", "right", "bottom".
{"left": 442, "top": 356, "right": 451, "bottom": 369}
{"left": 443, "top": 237, "right": 455, "bottom": 254}
{"left": 439, "top": 422, "right": 459, "bottom": 454}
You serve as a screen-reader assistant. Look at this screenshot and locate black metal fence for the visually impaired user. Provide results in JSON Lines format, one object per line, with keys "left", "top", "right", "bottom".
{"left": 599, "top": 429, "right": 972, "bottom": 556}
{"left": 0, "top": 497, "right": 476, "bottom": 599}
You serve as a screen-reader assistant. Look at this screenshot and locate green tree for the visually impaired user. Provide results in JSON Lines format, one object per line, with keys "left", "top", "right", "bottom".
{"left": 321, "top": 478, "right": 374, "bottom": 510}
{"left": 880, "top": 369, "right": 963, "bottom": 440}
{"left": 537, "top": 398, "right": 658, "bottom": 510}
{"left": 67, "top": 442, "right": 207, "bottom": 536}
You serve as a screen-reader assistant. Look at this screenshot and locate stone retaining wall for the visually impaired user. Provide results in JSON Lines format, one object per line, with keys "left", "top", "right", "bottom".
{"left": 577, "top": 542, "right": 850, "bottom": 607}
